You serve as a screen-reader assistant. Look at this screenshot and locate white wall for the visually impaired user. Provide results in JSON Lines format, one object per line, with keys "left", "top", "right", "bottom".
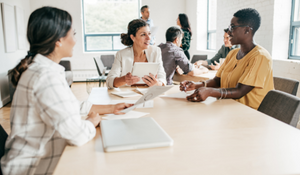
{"left": 0, "top": 0, "right": 30, "bottom": 107}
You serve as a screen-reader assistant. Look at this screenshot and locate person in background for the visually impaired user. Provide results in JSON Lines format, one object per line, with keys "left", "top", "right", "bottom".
{"left": 140, "top": 5, "right": 155, "bottom": 45}
{"left": 194, "top": 28, "right": 239, "bottom": 70}
{"left": 177, "top": 13, "right": 192, "bottom": 60}
{"left": 107, "top": 19, "right": 166, "bottom": 88}
{"left": 180, "top": 8, "right": 274, "bottom": 110}
{"left": 159, "top": 26, "right": 208, "bottom": 85}
{"left": 1, "top": 7, "right": 132, "bottom": 174}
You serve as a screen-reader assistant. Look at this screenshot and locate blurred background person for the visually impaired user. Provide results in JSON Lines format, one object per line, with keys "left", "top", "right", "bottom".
{"left": 141, "top": 5, "right": 155, "bottom": 45}
{"left": 177, "top": 13, "right": 192, "bottom": 60}
{"left": 159, "top": 26, "right": 208, "bottom": 85}
{"left": 195, "top": 28, "right": 239, "bottom": 70}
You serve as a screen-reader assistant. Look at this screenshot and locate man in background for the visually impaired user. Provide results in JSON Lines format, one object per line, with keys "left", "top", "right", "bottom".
{"left": 194, "top": 28, "right": 239, "bottom": 70}
{"left": 141, "top": 5, "right": 155, "bottom": 45}
{"left": 159, "top": 26, "right": 208, "bottom": 85}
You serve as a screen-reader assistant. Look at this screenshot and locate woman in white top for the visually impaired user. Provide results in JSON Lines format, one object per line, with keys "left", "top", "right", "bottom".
{"left": 1, "top": 7, "right": 132, "bottom": 175}
{"left": 107, "top": 19, "right": 166, "bottom": 88}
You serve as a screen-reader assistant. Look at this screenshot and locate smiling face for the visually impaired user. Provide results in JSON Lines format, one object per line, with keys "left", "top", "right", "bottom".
{"left": 130, "top": 26, "right": 151, "bottom": 50}
{"left": 227, "top": 17, "right": 246, "bottom": 45}
{"left": 223, "top": 32, "right": 232, "bottom": 48}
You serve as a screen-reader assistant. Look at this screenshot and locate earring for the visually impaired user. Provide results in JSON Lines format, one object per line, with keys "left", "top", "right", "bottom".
{"left": 59, "top": 43, "right": 62, "bottom": 47}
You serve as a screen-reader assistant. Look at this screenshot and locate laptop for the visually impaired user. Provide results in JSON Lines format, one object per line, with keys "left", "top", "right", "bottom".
{"left": 100, "top": 117, "right": 173, "bottom": 152}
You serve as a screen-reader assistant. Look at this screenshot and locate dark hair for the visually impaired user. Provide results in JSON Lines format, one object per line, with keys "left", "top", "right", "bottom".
{"left": 141, "top": 5, "right": 149, "bottom": 12}
{"left": 178, "top": 13, "right": 192, "bottom": 36}
{"left": 121, "top": 19, "right": 148, "bottom": 46}
{"left": 9, "top": 6, "right": 72, "bottom": 87}
{"left": 166, "top": 26, "right": 183, "bottom": 42}
{"left": 233, "top": 8, "right": 261, "bottom": 34}
{"left": 224, "top": 28, "right": 229, "bottom": 33}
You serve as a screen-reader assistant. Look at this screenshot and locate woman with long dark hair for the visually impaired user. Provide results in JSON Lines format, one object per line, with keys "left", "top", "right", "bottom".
{"left": 1, "top": 6, "right": 131, "bottom": 174}
{"left": 177, "top": 13, "right": 192, "bottom": 60}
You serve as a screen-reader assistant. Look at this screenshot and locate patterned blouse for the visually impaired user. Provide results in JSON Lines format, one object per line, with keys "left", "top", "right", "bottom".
{"left": 181, "top": 28, "right": 191, "bottom": 51}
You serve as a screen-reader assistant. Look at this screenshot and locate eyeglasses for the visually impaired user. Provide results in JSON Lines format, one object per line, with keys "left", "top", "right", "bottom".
{"left": 228, "top": 25, "right": 253, "bottom": 32}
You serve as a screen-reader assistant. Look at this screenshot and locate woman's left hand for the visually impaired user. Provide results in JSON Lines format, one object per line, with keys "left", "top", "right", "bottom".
{"left": 186, "top": 87, "right": 210, "bottom": 102}
{"left": 113, "top": 103, "right": 134, "bottom": 115}
{"left": 142, "top": 73, "right": 159, "bottom": 87}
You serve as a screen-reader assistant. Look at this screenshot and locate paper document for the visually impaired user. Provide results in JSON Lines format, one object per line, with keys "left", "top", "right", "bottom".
{"left": 135, "top": 88, "right": 148, "bottom": 95}
{"left": 160, "top": 90, "right": 195, "bottom": 99}
{"left": 110, "top": 100, "right": 153, "bottom": 108}
{"left": 121, "top": 85, "right": 173, "bottom": 113}
{"left": 88, "top": 87, "right": 111, "bottom": 104}
{"left": 111, "top": 91, "right": 142, "bottom": 98}
{"left": 102, "top": 111, "right": 149, "bottom": 120}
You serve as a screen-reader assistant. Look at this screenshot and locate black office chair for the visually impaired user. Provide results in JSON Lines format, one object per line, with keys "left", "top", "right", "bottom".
{"left": 100, "top": 55, "right": 115, "bottom": 70}
{"left": 190, "top": 55, "right": 207, "bottom": 64}
{"left": 258, "top": 90, "right": 300, "bottom": 127}
{"left": 93, "top": 57, "right": 107, "bottom": 87}
{"left": 273, "top": 76, "right": 299, "bottom": 96}
{"left": 0, "top": 124, "right": 8, "bottom": 175}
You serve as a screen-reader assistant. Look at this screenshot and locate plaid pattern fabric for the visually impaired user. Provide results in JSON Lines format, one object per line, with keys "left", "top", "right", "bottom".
{"left": 1, "top": 54, "right": 96, "bottom": 175}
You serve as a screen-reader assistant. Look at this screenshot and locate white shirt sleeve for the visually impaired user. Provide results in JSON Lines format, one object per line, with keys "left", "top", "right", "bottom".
{"left": 155, "top": 47, "right": 167, "bottom": 85}
{"left": 107, "top": 51, "right": 123, "bottom": 89}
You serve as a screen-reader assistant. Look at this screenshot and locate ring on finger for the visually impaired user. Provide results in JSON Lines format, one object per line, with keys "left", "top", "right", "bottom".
{"left": 194, "top": 97, "right": 197, "bottom": 100}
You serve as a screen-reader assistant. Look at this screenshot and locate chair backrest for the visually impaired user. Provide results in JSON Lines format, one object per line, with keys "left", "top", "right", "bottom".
{"left": 258, "top": 90, "right": 300, "bottom": 127}
{"left": 273, "top": 76, "right": 299, "bottom": 96}
{"left": 93, "top": 57, "right": 102, "bottom": 76}
{"left": 0, "top": 124, "right": 8, "bottom": 174}
{"left": 100, "top": 55, "right": 115, "bottom": 70}
{"left": 191, "top": 55, "right": 207, "bottom": 64}
{"left": 59, "top": 60, "right": 72, "bottom": 71}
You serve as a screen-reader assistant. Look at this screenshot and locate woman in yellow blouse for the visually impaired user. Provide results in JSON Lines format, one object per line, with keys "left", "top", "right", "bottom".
{"left": 180, "top": 8, "right": 274, "bottom": 110}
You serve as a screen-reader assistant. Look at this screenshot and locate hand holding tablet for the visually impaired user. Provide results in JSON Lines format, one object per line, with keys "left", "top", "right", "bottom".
{"left": 124, "top": 72, "right": 140, "bottom": 85}
{"left": 131, "top": 63, "right": 159, "bottom": 84}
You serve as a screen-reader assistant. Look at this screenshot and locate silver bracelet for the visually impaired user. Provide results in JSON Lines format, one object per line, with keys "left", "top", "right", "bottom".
{"left": 223, "top": 89, "right": 227, "bottom": 99}
{"left": 202, "top": 81, "right": 207, "bottom": 87}
{"left": 218, "top": 88, "right": 223, "bottom": 100}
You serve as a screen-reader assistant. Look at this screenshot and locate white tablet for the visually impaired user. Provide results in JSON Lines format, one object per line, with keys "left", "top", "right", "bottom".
{"left": 131, "top": 62, "right": 159, "bottom": 84}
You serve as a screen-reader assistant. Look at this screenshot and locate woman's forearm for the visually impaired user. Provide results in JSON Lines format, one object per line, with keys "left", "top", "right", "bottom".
{"left": 89, "top": 105, "right": 115, "bottom": 115}
{"left": 113, "top": 76, "right": 126, "bottom": 88}
{"left": 208, "top": 83, "right": 254, "bottom": 99}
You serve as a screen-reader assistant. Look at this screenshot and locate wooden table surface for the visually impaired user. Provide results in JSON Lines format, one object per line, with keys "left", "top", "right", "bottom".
{"left": 53, "top": 86, "right": 300, "bottom": 175}
{"left": 173, "top": 70, "right": 217, "bottom": 83}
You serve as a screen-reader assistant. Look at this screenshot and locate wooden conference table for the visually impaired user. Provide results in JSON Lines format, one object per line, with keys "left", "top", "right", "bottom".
{"left": 173, "top": 70, "right": 217, "bottom": 83}
{"left": 54, "top": 86, "right": 300, "bottom": 175}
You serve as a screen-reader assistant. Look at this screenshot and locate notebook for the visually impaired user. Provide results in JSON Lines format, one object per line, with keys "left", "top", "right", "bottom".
{"left": 100, "top": 117, "right": 173, "bottom": 152}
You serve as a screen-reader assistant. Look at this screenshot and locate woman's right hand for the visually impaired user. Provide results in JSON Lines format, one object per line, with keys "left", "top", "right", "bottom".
{"left": 180, "top": 80, "right": 197, "bottom": 92}
{"left": 124, "top": 72, "right": 140, "bottom": 85}
{"left": 86, "top": 112, "right": 101, "bottom": 127}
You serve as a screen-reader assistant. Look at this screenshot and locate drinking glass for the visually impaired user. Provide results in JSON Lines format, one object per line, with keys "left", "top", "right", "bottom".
{"left": 86, "top": 77, "right": 99, "bottom": 94}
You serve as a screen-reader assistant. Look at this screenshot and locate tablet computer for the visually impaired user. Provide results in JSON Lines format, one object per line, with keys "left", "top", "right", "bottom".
{"left": 131, "top": 62, "right": 159, "bottom": 84}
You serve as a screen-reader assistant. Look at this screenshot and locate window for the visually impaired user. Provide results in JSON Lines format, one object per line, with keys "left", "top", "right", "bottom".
{"left": 82, "top": 0, "right": 140, "bottom": 52}
{"left": 289, "top": 0, "right": 300, "bottom": 59}
{"left": 207, "top": 0, "right": 217, "bottom": 50}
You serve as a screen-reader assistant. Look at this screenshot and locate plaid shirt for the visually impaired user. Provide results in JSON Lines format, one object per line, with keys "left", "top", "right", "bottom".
{"left": 1, "top": 54, "right": 96, "bottom": 175}
{"left": 181, "top": 28, "right": 191, "bottom": 51}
